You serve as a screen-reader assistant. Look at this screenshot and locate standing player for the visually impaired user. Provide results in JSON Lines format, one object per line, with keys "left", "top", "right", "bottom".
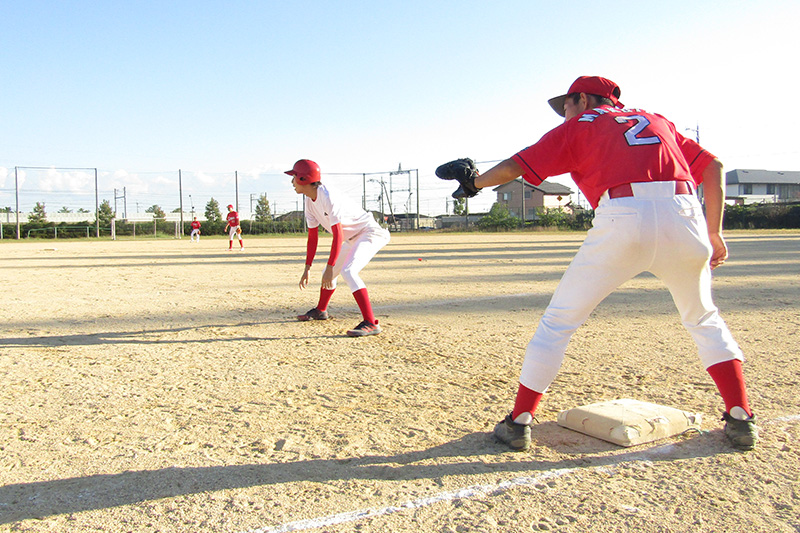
{"left": 190, "top": 217, "right": 201, "bottom": 242}
{"left": 224, "top": 204, "right": 244, "bottom": 251}
{"left": 287, "top": 159, "right": 390, "bottom": 337}
{"left": 437, "top": 76, "right": 757, "bottom": 451}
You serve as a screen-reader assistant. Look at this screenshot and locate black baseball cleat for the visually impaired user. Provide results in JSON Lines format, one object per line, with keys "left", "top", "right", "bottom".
{"left": 722, "top": 411, "right": 758, "bottom": 450}
{"left": 346, "top": 320, "right": 381, "bottom": 337}
{"left": 297, "top": 308, "right": 329, "bottom": 321}
{"left": 493, "top": 413, "right": 531, "bottom": 451}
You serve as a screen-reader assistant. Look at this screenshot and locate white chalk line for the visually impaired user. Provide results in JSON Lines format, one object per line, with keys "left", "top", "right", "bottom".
{"left": 240, "top": 414, "right": 800, "bottom": 533}
{"left": 244, "top": 468, "right": 574, "bottom": 533}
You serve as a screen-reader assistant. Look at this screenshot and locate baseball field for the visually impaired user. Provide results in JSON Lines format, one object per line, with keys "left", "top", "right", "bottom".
{"left": 1, "top": 231, "right": 798, "bottom": 532}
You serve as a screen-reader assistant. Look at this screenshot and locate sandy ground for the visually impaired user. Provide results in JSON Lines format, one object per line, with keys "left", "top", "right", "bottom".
{"left": 0, "top": 230, "right": 799, "bottom": 533}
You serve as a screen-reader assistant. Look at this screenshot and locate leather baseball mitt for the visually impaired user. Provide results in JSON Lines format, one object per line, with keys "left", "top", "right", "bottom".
{"left": 435, "top": 158, "right": 481, "bottom": 199}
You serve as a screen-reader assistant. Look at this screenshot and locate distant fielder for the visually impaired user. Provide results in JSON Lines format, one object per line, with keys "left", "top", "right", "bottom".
{"left": 190, "top": 217, "right": 201, "bottom": 242}
{"left": 437, "top": 76, "right": 757, "bottom": 451}
{"left": 288, "top": 159, "right": 390, "bottom": 337}
{"left": 224, "top": 204, "right": 244, "bottom": 251}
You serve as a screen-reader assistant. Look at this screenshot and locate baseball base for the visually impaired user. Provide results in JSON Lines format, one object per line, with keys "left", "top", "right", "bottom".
{"left": 557, "top": 398, "right": 702, "bottom": 447}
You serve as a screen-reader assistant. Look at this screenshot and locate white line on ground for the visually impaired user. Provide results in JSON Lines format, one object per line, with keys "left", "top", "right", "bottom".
{"left": 240, "top": 414, "right": 799, "bottom": 533}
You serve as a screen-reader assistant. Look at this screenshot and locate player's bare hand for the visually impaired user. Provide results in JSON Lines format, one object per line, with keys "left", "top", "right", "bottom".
{"left": 708, "top": 233, "right": 728, "bottom": 270}
{"left": 321, "top": 264, "right": 334, "bottom": 290}
{"left": 299, "top": 266, "right": 311, "bottom": 289}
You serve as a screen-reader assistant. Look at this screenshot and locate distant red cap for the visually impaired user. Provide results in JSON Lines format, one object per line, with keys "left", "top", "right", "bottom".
{"left": 548, "top": 76, "right": 623, "bottom": 117}
{"left": 227, "top": 204, "right": 233, "bottom": 209}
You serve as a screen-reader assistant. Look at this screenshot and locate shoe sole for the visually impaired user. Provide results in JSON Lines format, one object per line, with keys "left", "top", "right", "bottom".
{"left": 346, "top": 327, "right": 381, "bottom": 337}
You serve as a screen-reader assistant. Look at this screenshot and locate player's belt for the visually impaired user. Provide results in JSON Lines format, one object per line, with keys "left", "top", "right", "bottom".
{"left": 607, "top": 181, "right": 693, "bottom": 199}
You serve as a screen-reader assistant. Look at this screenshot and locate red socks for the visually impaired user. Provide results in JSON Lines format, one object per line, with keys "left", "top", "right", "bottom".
{"left": 509, "top": 359, "right": 750, "bottom": 425}
{"left": 707, "top": 359, "right": 752, "bottom": 416}
{"left": 317, "top": 288, "right": 376, "bottom": 324}
{"left": 352, "top": 288, "right": 376, "bottom": 324}
{"left": 316, "top": 288, "right": 335, "bottom": 312}
{"left": 512, "top": 383, "right": 544, "bottom": 423}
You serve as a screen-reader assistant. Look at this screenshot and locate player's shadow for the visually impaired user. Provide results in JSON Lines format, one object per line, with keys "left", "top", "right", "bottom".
{"left": 0, "top": 319, "right": 312, "bottom": 348}
{"left": 0, "top": 422, "right": 737, "bottom": 524}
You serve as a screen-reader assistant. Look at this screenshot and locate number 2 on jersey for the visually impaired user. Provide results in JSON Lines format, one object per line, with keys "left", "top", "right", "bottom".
{"left": 616, "top": 115, "right": 661, "bottom": 146}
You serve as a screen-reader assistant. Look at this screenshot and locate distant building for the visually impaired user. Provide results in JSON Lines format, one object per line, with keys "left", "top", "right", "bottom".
{"left": 493, "top": 178, "right": 574, "bottom": 221}
{"left": 385, "top": 213, "right": 437, "bottom": 231}
{"left": 437, "top": 213, "right": 488, "bottom": 229}
{"left": 726, "top": 169, "right": 800, "bottom": 205}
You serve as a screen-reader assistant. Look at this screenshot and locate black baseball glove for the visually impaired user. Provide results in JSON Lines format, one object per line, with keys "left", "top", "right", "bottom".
{"left": 435, "top": 158, "right": 481, "bottom": 199}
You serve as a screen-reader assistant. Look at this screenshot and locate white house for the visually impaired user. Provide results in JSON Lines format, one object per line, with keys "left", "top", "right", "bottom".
{"left": 726, "top": 169, "right": 800, "bottom": 205}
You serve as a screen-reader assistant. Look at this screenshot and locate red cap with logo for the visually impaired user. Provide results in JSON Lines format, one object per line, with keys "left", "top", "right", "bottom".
{"left": 548, "top": 76, "right": 623, "bottom": 117}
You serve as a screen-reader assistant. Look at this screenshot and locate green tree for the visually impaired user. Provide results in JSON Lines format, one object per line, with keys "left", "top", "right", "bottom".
{"left": 146, "top": 205, "right": 166, "bottom": 219}
{"left": 254, "top": 194, "right": 271, "bottom": 221}
{"left": 28, "top": 201, "right": 47, "bottom": 223}
{"left": 453, "top": 198, "right": 466, "bottom": 216}
{"left": 58, "top": 206, "right": 72, "bottom": 213}
{"left": 77, "top": 207, "right": 90, "bottom": 213}
{"left": 536, "top": 207, "right": 569, "bottom": 227}
{"left": 96, "top": 200, "right": 114, "bottom": 226}
{"left": 477, "top": 202, "right": 519, "bottom": 230}
{"left": 205, "top": 198, "right": 222, "bottom": 222}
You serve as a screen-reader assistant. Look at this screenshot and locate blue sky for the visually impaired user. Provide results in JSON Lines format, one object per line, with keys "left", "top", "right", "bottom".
{"left": 2, "top": 0, "right": 798, "bottom": 217}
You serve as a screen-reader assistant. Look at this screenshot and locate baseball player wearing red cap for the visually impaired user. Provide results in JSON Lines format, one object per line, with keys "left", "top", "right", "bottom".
{"left": 441, "top": 76, "right": 757, "bottom": 451}
{"left": 287, "top": 159, "right": 391, "bottom": 337}
{"left": 190, "top": 217, "right": 201, "bottom": 242}
{"left": 224, "top": 204, "right": 244, "bottom": 251}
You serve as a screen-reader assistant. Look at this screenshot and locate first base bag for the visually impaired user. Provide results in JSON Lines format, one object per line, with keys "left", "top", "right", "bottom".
{"left": 557, "top": 398, "right": 702, "bottom": 447}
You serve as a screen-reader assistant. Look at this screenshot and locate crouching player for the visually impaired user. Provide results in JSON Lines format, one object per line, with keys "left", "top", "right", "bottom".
{"left": 288, "top": 159, "right": 390, "bottom": 337}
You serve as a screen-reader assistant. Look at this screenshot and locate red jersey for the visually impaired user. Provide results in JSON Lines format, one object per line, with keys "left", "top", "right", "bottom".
{"left": 226, "top": 211, "right": 239, "bottom": 227}
{"left": 191, "top": 220, "right": 201, "bottom": 230}
{"left": 512, "top": 105, "right": 715, "bottom": 209}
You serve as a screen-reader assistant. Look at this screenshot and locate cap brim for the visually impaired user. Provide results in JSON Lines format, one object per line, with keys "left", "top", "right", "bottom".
{"left": 548, "top": 94, "right": 567, "bottom": 117}
{"left": 285, "top": 170, "right": 296, "bottom": 176}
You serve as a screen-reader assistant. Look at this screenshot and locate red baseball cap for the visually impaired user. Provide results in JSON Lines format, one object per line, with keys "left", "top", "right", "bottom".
{"left": 548, "top": 76, "right": 623, "bottom": 117}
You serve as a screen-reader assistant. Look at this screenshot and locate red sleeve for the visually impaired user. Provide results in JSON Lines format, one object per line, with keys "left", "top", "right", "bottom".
{"left": 327, "top": 223, "right": 343, "bottom": 266}
{"left": 305, "top": 226, "right": 318, "bottom": 266}
{"left": 674, "top": 130, "right": 716, "bottom": 184}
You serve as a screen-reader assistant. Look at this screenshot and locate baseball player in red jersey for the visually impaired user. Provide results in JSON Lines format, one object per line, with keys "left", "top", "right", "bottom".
{"left": 190, "top": 217, "right": 201, "bottom": 242}
{"left": 224, "top": 204, "right": 244, "bottom": 251}
{"left": 287, "top": 159, "right": 391, "bottom": 337}
{"left": 442, "top": 76, "right": 757, "bottom": 451}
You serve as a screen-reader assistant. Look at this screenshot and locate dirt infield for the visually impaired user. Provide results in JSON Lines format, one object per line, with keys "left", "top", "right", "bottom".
{"left": 1, "top": 231, "right": 799, "bottom": 532}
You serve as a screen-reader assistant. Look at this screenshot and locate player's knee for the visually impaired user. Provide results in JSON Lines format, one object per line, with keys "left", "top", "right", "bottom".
{"left": 340, "top": 269, "right": 363, "bottom": 291}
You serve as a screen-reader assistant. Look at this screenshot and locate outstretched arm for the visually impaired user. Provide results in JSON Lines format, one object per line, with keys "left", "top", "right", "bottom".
{"left": 474, "top": 158, "right": 524, "bottom": 190}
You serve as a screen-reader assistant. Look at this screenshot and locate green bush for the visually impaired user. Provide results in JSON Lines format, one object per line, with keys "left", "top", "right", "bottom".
{"left": 477, "top": 203, "right": 520, "bottom": 230}
{"left": 723, "top": 203, "right": 800, "bottom": 229}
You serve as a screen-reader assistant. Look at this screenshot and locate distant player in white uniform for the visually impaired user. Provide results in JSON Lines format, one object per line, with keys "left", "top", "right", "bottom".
{"left": 287, "top": 159, "right": 391, "bottom": 337}
{"left": 224, "top": 204, "right": 244, "bottom": 251}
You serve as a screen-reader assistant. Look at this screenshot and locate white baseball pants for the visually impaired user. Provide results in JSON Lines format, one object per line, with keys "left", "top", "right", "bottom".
{"left": 520, "top": 181, "right": 743, "bottom": 393}
{"left": 329, "top": 226, "right": 390, "bottom": 292}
